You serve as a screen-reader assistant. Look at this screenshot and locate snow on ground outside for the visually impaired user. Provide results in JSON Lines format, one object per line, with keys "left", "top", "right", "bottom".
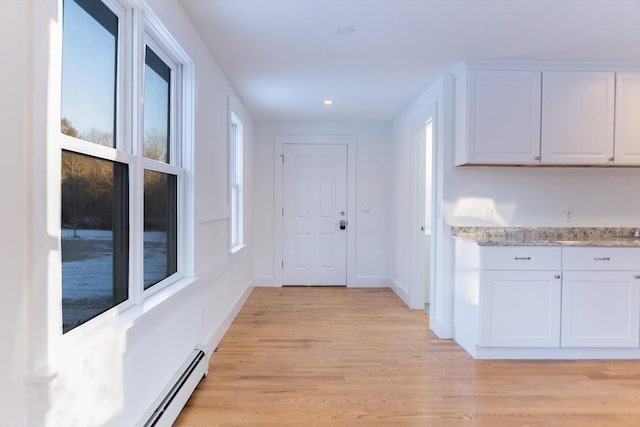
{"left": 62, "top": 228, "right": 167, "bottom": 331}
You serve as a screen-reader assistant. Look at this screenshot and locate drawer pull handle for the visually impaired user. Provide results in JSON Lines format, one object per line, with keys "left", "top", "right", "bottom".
{"left": 594, "top": 257, "right": 610, "bottom": 261}
{"left": 514, "top": 257, "right": 531, "bottom": 261}
{"left": 635, "top": 275, "right": 640, "bottom": 279}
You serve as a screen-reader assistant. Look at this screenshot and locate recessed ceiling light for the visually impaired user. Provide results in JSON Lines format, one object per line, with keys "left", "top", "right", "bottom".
{"left": 337, "top": 27, "right": 355, "bottom": 36}
{"left": 323, "top": 99, "right": 333, "bottom": 105}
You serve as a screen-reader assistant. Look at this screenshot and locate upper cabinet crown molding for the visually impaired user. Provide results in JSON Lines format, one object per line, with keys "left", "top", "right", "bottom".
{"left": 454, "top": 63, "right": 640, "bottom": 167}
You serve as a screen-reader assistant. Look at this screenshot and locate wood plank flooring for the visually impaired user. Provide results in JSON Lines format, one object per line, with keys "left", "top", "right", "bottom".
{"left": 174, "top": 287, "right": 640, "bottom": 426}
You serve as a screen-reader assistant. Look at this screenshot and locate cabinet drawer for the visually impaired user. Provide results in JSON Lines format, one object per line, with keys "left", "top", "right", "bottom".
{"left": 482, "top": 246, "right": 561, "bottom": 270}
{"left": 563, "top": 247, "right": 640, "bottom": 271}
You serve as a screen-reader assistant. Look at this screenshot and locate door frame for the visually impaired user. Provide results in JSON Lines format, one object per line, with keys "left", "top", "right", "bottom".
{"left": 409, "top": 101, "right": 441, "bottom": 309}
{"left": 274, "top": 135, "right": 357, "bottom": 286}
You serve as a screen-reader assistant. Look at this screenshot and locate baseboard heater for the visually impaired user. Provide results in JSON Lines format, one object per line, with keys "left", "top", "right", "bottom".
{"left": 139, "top": 347, "right": 208, "bottom": 427}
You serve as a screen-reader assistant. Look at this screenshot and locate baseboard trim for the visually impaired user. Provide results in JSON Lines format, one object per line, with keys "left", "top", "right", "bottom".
{"left": 429, "top": 319, "right": 454, "bottom": 339}
{"left": 255, "top": 277, "right": 391, "bottom": 288}
{"left": 348, "top": 276, "right": 390, "bottom": 288}
{"left": 389, "top": 278, "right": 410, "bottom": 307}
{"left": 203, "top": 280, "right": 254, "bottom": 356}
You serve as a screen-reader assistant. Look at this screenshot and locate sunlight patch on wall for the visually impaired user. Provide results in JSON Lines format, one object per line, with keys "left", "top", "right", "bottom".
{"left": 449, "top": 197, "right": 515, "bottom": 226}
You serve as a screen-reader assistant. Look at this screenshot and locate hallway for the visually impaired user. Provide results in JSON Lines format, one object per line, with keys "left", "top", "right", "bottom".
{"left": 175, "top": 287, "right": 640, "bottom": 426}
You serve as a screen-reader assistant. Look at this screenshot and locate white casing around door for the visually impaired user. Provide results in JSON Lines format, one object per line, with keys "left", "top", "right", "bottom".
{"left": 561, "top": 271, "right": 640, "bottom": 348}
{"left": 282, "top": 144, "right": 348, "bottom": 285}
{"left": 541, "top": 71, "right": 615, "bottom": 165}
{"left": 480, "top": 270, "right": 561, "bottom": 347}
{"left": 465, "top": 69, "right": 542, "bottom": 165}
{"left": 614, "top": 73, "right": 640, "bottom": 165}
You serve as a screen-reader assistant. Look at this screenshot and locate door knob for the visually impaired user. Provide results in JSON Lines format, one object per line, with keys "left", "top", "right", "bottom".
{"left": 339, "top": 219, "right": 347, "bottom": 230}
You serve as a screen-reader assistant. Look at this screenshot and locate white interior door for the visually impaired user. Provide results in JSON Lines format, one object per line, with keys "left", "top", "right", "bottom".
{"left": 282, "top": 144, "right": 347, "bottom": 285}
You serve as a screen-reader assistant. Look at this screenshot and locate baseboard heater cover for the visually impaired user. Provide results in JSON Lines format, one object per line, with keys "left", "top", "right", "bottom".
{"left": 140, "top": 347, "right": 208, "bottom": 427}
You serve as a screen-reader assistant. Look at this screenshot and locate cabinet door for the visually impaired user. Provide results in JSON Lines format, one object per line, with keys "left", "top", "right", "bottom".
{"left": 541, "top": 71, "right": 615, "bottom": 165}
{"left": 614, "top": 73, "right": 640, "bottom": 165}
{"left": 561, "top": 271, "right": 640, "bottom": 347}
{"left": 480, "top": 271, "right": 561, "bottom": 347}
{"left": 466, "top": 70, "right": 542, "bottom": 164}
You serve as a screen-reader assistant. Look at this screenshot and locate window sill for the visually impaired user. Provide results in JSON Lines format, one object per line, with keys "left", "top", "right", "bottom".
{"left": 230, "top": 243, "right": 245, "bottom": 255}
{"left": 55, "top": 275, "right": 199, "bottom": 368}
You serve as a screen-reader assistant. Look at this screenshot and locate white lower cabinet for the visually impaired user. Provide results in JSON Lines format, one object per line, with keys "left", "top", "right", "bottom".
{"left": 454, "top": 239, "right": 640, "bottom": 358}
{"left": 561, "top": 272, "right": 640, "bottom": 348}
{"left": 480, "top": 271, "right": 561, "bottom": 347}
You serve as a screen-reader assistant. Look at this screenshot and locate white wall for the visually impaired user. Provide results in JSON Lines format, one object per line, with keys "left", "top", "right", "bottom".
{"left": 253, "top": 121, "right": 391, "bottom": 287}
{"left": 391, "top": 75, "right": 454, "bottom": 327}
{"left": 445, "top": 167, "right": 640, "bottom": 227}
{"left": 5, "top": 1, "right": 255, "bottom": 426}
{"left": 392, "top": 71, "right": 640, "bottom": 338}
{"left": 0, "top": 1, "right": 30, "bottom": 425}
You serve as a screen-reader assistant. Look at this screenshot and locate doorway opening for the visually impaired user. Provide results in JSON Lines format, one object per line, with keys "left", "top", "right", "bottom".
{"left": 420, "top": 119, "right": 433, "bottom": 312}
{"left": 411, "top": 112, "right": 437, "bottom": 312}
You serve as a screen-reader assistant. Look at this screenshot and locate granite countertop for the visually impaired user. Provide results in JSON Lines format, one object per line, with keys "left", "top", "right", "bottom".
{"left": 452, "top": 227, "right": 640, "bottom": 247}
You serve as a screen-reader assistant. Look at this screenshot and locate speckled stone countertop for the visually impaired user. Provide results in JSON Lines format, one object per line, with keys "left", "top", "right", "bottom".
{"left": 452, "top": 227, "right": 640, "bottom": 247}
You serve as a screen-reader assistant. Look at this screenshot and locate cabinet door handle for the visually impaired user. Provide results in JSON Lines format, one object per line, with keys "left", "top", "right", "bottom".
{"left": 594, "top": 257, "right": 610, "bottom": 261}
{"left": 514, "top": 257, "right": 531, "bottom": 261}
{"left": 554, "top": 274, "right": 561, "bottom": 279}
{"left": 635, "top": 275, "right": 640, "bottom": 279}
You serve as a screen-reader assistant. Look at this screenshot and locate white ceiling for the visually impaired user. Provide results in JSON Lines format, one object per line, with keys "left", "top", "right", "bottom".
{"left": 178, "top": 0, "right": 640, "bottom": 122}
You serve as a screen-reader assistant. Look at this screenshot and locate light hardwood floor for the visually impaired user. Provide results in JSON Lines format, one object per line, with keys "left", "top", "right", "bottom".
{"left": 174, "top": 287, "right": 640, "bottom": 426}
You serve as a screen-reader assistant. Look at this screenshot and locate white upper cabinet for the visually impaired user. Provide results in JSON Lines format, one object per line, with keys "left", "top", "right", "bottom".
{"left": 454, "top": 64, "right": 640, "bottom": 166}
{"left": 541, "top": 71, "right": 615, "bottom": 165}
{"left": 463, "top": 70, "right": 542, "bottom": 165}
{"left": 614, "top": 73, "right": 640, "bottom": 165}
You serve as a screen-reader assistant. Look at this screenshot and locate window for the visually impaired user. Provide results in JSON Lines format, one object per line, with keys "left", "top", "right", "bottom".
{"left": 143, "top": 46, "right": 170, "bottom": 163}
{"left": 143, "top": 170, "right": 177, "bottom": 289}
{"left": 230, "top": 112, "right": 244, "bottom": 252}
{"left": 61, "top": 0, "right": 117, "bottom": 147}
{"left": 61, "top": 151, "right": 129, "bottom": 333}
{"left": 142, "top": 44, "right": 179, "bottom": 289}
{"left": 60, "top": 0, "right": 191, "bottom": 333}
{"left": 60, "top": 0, "right": 125, "bottom": 332}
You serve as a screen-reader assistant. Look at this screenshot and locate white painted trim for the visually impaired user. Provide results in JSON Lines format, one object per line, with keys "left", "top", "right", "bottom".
{"left": 434, "top": 74, "right": 456, "bottom": 339}
{"left": 473, "top": 346, "right": 640, "bottom": 360}
{"left": 390, "top": 278, "right": 410, "bottom": 307}
{"left": 196, "top": 203, "right": 230, "bottom": 224}
{"left": 429, "top": 318, "right": 454, "bottom": 339}
{"left": 462, "top": 61, "right": 640, "bottom": 72}
{"left": 253, "top": 279, "right": 282, "bottom": 287}
{"left": 273, "top": 134, "right": 357, "bottom": 286}
{"left": 348, "top": 276, "right": 391, "bottom": 287}
{"left": 409, "top": 104, "right": 437, "bottom": 310}
{"left": 203, "top": 280, "right": 254, "bottom": 356}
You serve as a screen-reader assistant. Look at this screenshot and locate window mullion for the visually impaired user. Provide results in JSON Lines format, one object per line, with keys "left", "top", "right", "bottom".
{"left": 128, "top": 5, "right": 146, "bottom": 305}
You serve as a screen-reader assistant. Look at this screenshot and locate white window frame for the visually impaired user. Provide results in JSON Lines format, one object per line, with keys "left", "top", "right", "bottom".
{"left": 58, "top": 0, "right": 136, "bottom": 336}
{"left": 55, "top": 0, "right": 195, "bottom": 339}
{"left": 229, "top": 111, "right": 244, "bottom": 253}
{"left": 138, "top": 26, "right": 185, "bottom": 297}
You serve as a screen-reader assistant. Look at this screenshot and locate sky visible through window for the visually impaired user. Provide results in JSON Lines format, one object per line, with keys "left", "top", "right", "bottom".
{"left": 144, "top": 48, "right": 171, "bottom": 162}
{"left": 61, "top": 0, "right": 117, "bottom": 146}
{"left": 61, "top": 0, "right": 170, "bottom": 149}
